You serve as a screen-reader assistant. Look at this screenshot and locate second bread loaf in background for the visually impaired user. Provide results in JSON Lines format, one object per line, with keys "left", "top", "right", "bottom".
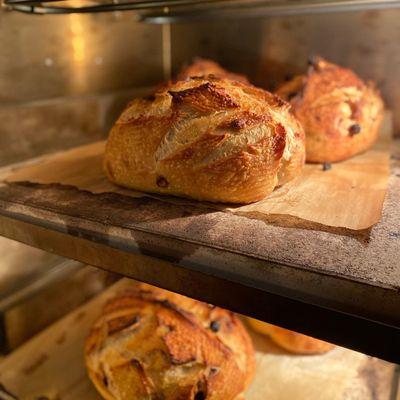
{"left": 247, "top": 318, "right": 335, "bottom": 355}
{"left": 177, "top": 57, "right": 250, "bottom": 84}
{"left": 276, "top": 57, "right": 384, "bottom": 163}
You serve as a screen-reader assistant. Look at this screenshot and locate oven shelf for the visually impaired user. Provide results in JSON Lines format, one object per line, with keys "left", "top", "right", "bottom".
{"left": 0, "top": 137, "right": 400, "bottom": 362}
{"left": 0, "top": 278, "right": 396, "bottom": 399}
{"left": 3, "top": 0, "right": 400, "bottom": 22}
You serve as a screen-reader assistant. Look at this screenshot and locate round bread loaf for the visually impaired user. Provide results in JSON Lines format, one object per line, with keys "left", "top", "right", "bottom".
{"left": 276, "top": 57, "right": 384, "bottom": 163}
{"left": 247, "top": 318, "right": 334, "bottom": 355}
{"left": 177, "top": 58, "right": 250, "bottom": 84}
{"left": 85, "top": 283, "right": 255, "bottom": 400}
{"left": 104, "top": 76, "right": 305, "bottom": 203}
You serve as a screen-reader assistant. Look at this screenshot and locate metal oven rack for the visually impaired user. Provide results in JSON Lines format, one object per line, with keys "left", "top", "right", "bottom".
{"left": 3, "top": 0, "right": 400, "bottom": 22}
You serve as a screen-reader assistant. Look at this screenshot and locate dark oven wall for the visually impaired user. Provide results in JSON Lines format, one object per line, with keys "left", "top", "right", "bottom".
{"left": 171, "top": 9, "right": 400, "bottom": 137}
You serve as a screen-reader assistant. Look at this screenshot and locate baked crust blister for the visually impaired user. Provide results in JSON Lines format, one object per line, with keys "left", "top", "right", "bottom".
{"left": 104, "top": 76, "right": 305, "bottom": 203}
{"left": 276, "top": 56, "right": 384, "bottom": 163}
{"left": 85, "top": 283, "right": 255, "bottom": 400}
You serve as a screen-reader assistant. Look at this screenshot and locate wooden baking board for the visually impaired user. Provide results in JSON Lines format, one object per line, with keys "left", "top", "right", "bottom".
{"left": 0, "top": 279, "right": 394, "bottom": 400}
{"left": 3, "top": 113, "right": 392, "bottom": 231}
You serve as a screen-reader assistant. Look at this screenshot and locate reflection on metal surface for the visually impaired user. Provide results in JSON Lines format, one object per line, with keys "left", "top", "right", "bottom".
{"left": 1, "top": 258, "right": 117, "bottom": 351}
{"left": 162, "top": 20, "right": 172, "bottom": 81}
{"left": 142, "top": 0, "right": 400, "bottom": 23}
{"left": 0, "top": 237, "right": 61, "bottom": 302}
{"left": 0, "top": 8, "right": 163, "bottom": 102}
{"left": 4, "top": 0, "right": 400, "bottom": 18}
{"left": 70, "top": 15, "right": 85, "bottom": 63}
{"left": 3, "top": 0, "right": 213, "bottom": 15}
{"left": 69, "top": 14, "right": 87, "bottom": 91}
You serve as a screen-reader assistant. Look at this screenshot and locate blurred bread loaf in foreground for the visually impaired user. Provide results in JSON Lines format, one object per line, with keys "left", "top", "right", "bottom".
{"left": 276, "top": 56, "right": 384, "bottom": 163}
{"left": 178, "top": 57, "right": 250, "bottom": 83}
{"left": 104, "top": 76, "right": 305, "bottom": 203}
{"left": 247, "top": 318, "right": 334, "bottom": 355}
{"left": 85, "top": 283, "right": 255, "bottom": 400}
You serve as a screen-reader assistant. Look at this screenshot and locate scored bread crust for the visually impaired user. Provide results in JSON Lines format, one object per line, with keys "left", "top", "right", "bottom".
{"left": 104, "top": 76, "right": 305, "bottom": 203}
{"left": 177, "top": 58, "right": 250, "bottom": 84}
{"left": 85, "top": 283, "right": 255, "bottom": 400}
{"left": 247, "top": 318, "right": 334, "bottom": 355}
{"left": 276, "top": 57, "right": 384, "bottom": 163}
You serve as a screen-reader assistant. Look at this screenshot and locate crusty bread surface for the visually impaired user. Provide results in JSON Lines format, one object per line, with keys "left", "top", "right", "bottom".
{"left": 104, "top": 76, "right": 305, "bottom": 203}
{"left": 247, "top": 318, "right": 335, "bottom": 355}
{"left": 276, "top": 57, "right": 384, "bottom": 163}
{"left": 177, "top": 58, "right": 250, "bottom": 84}
{"left": 85, "top": 283, "right": 255, "bottom": 400}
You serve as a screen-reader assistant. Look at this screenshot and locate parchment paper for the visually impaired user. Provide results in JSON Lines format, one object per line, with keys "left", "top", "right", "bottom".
{"left": 5, "top": 113, "right": 392, "bottom": 231}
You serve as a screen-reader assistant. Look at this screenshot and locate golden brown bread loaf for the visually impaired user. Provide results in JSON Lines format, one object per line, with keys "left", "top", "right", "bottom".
{"left": 104, "top": 76, "right": 305, "bottom": 203}
{"left": 247, "top": 318, "right": 334, "bottom": 355}
{"left": 276, "top": 57, "right": 384, "bottom": 163}
{"left": 85, "top": 283, "right": 255, "bottom": 400}
{"left": 177, "top": 58, "right": 250, "bottom": 84}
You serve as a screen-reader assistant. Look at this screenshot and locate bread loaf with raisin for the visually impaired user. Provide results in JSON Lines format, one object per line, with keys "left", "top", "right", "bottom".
{"left": 276, "top": 57, "right": 384, "bottom": 163}
{"left": 85, "top": 283, "right": 255, "bottom": 400}
{"left": 104, "top": 76, "right": 305, "bottom": 203}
